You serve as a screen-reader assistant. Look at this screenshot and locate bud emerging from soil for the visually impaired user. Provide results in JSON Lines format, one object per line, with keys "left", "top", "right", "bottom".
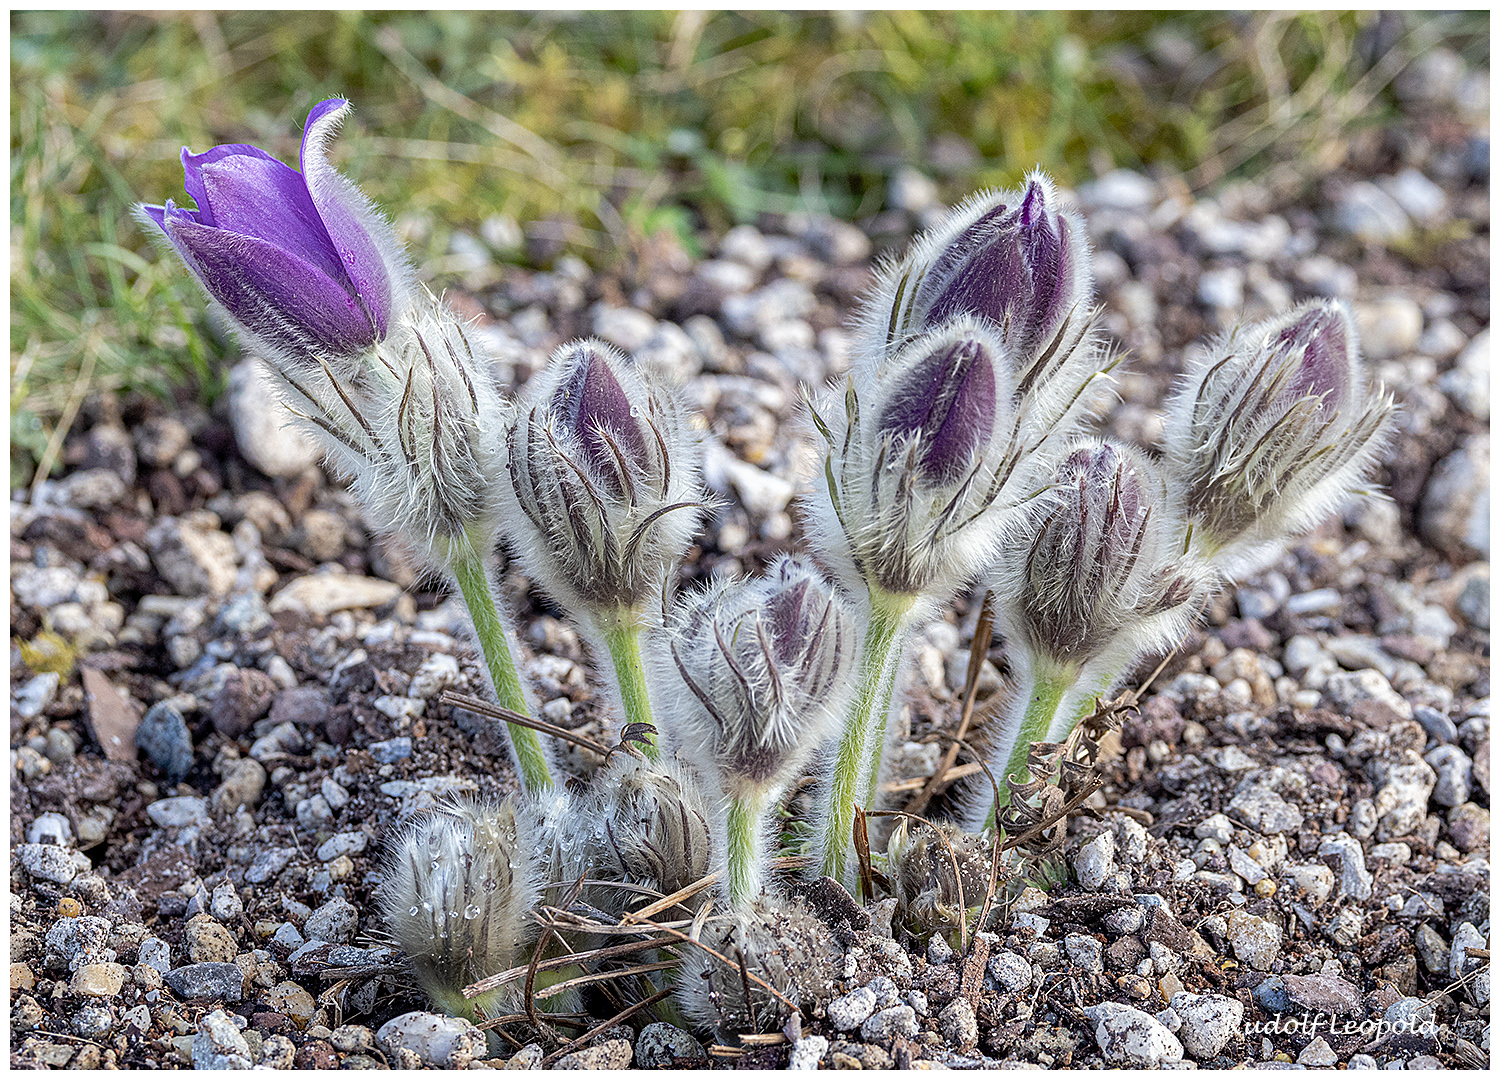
{"left": 675, "top": 894, "right": 845, "bottom": 1038}
{"left": 1162, "top": 300, "right": 1396, "bottom": 579}
{"left": 378, "top": 798, "right": 538, "bottom": 1024}
{"left": 887, "top": 819, "right": 998, "bottom": 948}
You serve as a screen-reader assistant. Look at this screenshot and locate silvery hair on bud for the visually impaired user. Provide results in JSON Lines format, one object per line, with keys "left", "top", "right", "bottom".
{"left": 657, "top": 556, "right": 856, "bottom": 803}
{"left": 674, "top": 893, "right": 845, "bottom": 1038}
{"left": 378, "top": 797, "right": 540, "bottom": 1023}
{"left": 501, "top": 338, "right": 705, "bottom": 616}
{"left": 852, "top": 169, "right": 1112, "bottom": 445}
{"left": 274, "top": 291, "right": 512, "bottom": 568}
{"left": 1160, "top": 299, "right": 1397, "bottom": 580}
{"left": 802, "top": 318, "right": 1029, "bottom": 604}
{"left": 580, "top": 755, "right": 714, "bottom": 917}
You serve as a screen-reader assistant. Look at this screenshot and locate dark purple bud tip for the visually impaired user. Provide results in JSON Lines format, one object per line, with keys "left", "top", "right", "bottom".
{"left": 555, "top": 345, "right": 648, "bottom": 489}
{"left": 763, "top": 575, "right": 812, "bottom": 668}
{"left": 880, "top": 336, "right": 998, "bottom": 484}
{"left": 1273, "top": 304, "right": 1354, "bottom": 412}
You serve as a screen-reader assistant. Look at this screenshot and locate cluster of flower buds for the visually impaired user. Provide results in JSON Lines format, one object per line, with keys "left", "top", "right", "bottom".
{"left": 1162, "top": 301, "right": 1397, "bottom": 579}
{"left": 658, "top": 557, "right": 856, "bottom": 905}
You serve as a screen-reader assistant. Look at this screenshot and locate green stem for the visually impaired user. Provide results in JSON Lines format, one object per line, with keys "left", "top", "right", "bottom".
{"left": 987, "top": 658, "right": 1075, "bottom": 830}
{"left": 817, "top": 587, "right": 914, "bottom": 890}
{"left": 452, "top": 554, "right": 553, "bottom": 792}
{"left": 725, "top": 794, "right": 763, "bottom": 908}
{"left": 599, "top": 609, "right": 659, "bottom": 763}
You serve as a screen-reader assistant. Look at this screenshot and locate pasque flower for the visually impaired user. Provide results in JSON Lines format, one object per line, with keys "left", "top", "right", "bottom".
{"left": 659, "top": 557, "right": 856, "bottom": 905}
{"left": 139, "top": 99, "right": 409, "bottom": 364}
{"left": 982, "top": 441, "right": 1205, "bottom": 820}
{"left": 504, "top": 340, "right": 706, "bottom": 758}
{"left": 1162, "top": 300, "right": 1397, "bottom": 579}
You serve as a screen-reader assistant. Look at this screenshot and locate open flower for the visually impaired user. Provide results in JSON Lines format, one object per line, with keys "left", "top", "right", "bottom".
{"left": 1161, "top": 300, "right": 1397, "bottom": 578}
{"left": 504, "top": 340, "right": 703, "bottom": 615}
{"left": 139, "top": 99, "right": 410, "bottom": 364}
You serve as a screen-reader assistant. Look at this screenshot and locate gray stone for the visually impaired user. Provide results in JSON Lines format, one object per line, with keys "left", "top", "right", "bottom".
{"left": 989, "top": 950, "right": 1033, "bottom": 992}
{"left": 1083, "top": 1001, "right": 1184, "bottom": 1067}
{"left": 316, "top": 832, "right": 367, "bottom": 862}
{"left": 1228, "top": 786, "right": 1303, "bottom": 834}
{"left": 135, "top": 701, "right": 195, "bottom": 782}
{"left": 1074, "top": 832, "right": 1115, "bottom": 890}
{"left": 787, "top": 1034, "right": 829, "bottom": 1070}
{"left": 17, "top": 843, "right": 92, "bottom": 885}
{"left": 377, "top": 1011, "right": 488, "bottom": 1069}
{"left": 1372, "top": 758, "right": 1437, "bottom": 839}
{"left": 939, "top": 998, "right": 979, "bottom": 1048}
{"left": 73, "top": 1003, "right": 116, "bottom": 1038}
{"left": 1349, "top": 1053, "right": 1379, "bottom": 1069}
{"left": 927, "top": 935, "right": 954, "bottom": 965}
{"left": 1420, "top": 435, "right": 1489, "bottom": 559}
{"left": 827, "top": 985, "right": 876, "bottom": 1031}
{"left": 1170, "top": 992, "right": 1242, "bottom": 1060}
{"left": 147, "top": 514, "right": 239, "bottom": 598}
{"left": 1438, "top": 329, "right": 1489, "bottom": 421}
{"left": 229, "top": 359, "right": 319, "bottom": 478}
{"left": 1253, "top": 975, "right": 1290, "bottom": 1013}
{"left": 268, "top": 571, "right": 402, "bottom": 617}
{"left": 165, "top": 962, "right": 244, "bottom": 1002}
{"left": 1065, "top": 934, "right": 1104, "bottom": 976}
{"left": 146, "top": 796, "right": 210, "bottom": 829}
{"left": 1334, "top": 182, "right": 1411, "bottom": 244}
{"left": 634, "top": 1022, "right": 704, "bottom": 1068}
{"left": 1079, "top": 170, "right": 1158, "bottom": 211}
{"left": 139, "top": 937, "right": 171, "bottom": 973}
{"left": 1424, "top": 745, "right": 1471, "bottom": 807}
{"left": 27, "top": 812, "right": 73, "bottom": 847}
{"left": 1295, "top": 255, "right": 1358, "bottom": 299}
{"left": 1413, "top": 705, "right": 1459, "bottom": 745}
{"left": 245, "top": 847, "right": 295, "bottom": 885}
{"left": 1224, "top": 910, "right": 1281, "bottom": 971}
{"left": 1284, "top": 973, "right": 1361, "bottom": 1015}
{"left": 1449, "top": 922, "right": 1485, "bottom": 981}
{"left": 1317, "top": 833, "right": 1374, "bottom": 900}
{"left": 554, "top": 1039, "right": 633, "bottom": 1070}
{"left": 866, "top": 975, "right": 900, "bottom": 1009}
{"left": 12, "top": 672, "right": 60, "bottom": 719}
{"left": 1323, "top": 669, "right": 1413, "bottom": 720}
{"left": 860, "top": 1004, "right": 919, "bottom": 1042}
{"left": 1380, "top": 169, "right": 1447, "bottom": 227}
{"left": 192, "top": 1008, "right": 252, "bottom": 1069}
{"left": 369, "top": 737, "right": 412, "bottom": 764}
{"left": 304, "top": 898, "right": 358, "bottom": 944}
{"left": 1297, "top": 1036, "right": 1338, "bottom": 1067}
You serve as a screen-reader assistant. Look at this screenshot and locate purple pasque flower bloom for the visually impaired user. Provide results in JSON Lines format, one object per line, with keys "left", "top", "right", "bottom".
{"left": 140, "top": 99, "right": 407, "bottom": 362}
{"left": 1161, "top": 300, "right": 1396, "bottom": 579}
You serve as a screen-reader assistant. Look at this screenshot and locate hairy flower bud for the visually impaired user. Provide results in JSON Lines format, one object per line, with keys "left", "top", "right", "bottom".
{"left": 378, "top": 798, "right": 538, "bottom": 1023}
{"left": 661, "top": 557, "right": 855, "bottom": 803}
{"left": 139, "top": 99, "right": 411, "bottom": 364}
{"left": 504, "top": 340, "right": 704, "bottom": 614}
{"left": 1161, "top": 301, "right": 1397, "bottom": 578}
{"left": 887, "top": 819, "right": 997, "bottom": 948}
{"left": 584, "top": 757, "right": 713, "bottom": 916}
{"left": 806, "top": 320, "right": 1023, "bottom": 601}
{"left": 675, "top": 894, "right": 844, "bottom": 1037}
{"left": 993, "top": 440, "right": 1204, "bottom": 670}
{"left": 858, "top": 170, "right": 1107, "bottom": 440}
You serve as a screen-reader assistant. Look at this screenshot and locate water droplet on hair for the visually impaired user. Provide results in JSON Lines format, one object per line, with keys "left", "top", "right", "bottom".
{"left": 464, "top": 904, "right": 480, "bottom": 919}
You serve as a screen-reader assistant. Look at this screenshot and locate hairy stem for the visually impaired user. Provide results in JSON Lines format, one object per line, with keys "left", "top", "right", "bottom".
{"left": 599, "top": 609, "right": 659, "bottom": 763}
{"left": 986, "top": 657, "right": 1075, "bottom": 830}
{"left": 724, "top": 794, "right": 764, "bottom": 908}
{"left": 817, "top": 587, "right": 914, "bottom": 891}
{"left": 452, "top": 553, "right": 553, "bottom": 792}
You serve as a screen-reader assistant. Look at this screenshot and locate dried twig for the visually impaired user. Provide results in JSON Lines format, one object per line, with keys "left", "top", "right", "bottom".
{"left": 440, "top": 691, "right": 613, "bottom": 756}
{"left": 540, "top": 987, "right": 673, "bottom": 1066}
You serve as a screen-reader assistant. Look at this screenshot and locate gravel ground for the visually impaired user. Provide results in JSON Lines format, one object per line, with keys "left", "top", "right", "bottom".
{"left": 10, "top": 70, "right": 1490, "bottom": 1070}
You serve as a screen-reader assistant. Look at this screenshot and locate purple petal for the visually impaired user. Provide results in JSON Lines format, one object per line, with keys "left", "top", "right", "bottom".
{"left": 179, "top": 142, "right": 284, "bottom": 228}
{"left": 556, "top": 347, "right": 648, "bottom": 488}
{"left": 300, "top": 99, "right": 393, "bottom": 336}
{"left": 185, "top": 151, "right": 351, "bottom": 293}
{"left": 764, "top": 576, "right": 811, "bottom": 667}
{"left": 163, "top": 213, "right": 377, "bottom": 357}
{"left": 881, "top": 337, "right": 997, "bottom": 484}
{"left": 1277, "top": 306, "right": 1352, "bottom": 411}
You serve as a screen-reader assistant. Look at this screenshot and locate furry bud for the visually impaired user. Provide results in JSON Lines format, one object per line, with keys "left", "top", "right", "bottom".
{"left": 887, "top": 819, "right": 997, "bottom": 948}
{"left": 661, "top": 557, "right": 855, "bottom": 803}
{"left": 675, "top": 894, "right": 845, "bottom": 1038}
{"left": 504, "top": 340, "right": 704, "bottom": 614}
{"left": 1162, "top": 300, "right": 1397, "bottom": 579}
{"left": 993, "top": 440, "right": 1204, "bottom": 670}
{"left": 378, "top": 798, "right": 538, "bottom": 1022}
{"left": 805, "top": 320, "right": 1023, "bottom": 601}
{"left": 584, "top": 756, "right": 713, "bottom": 916}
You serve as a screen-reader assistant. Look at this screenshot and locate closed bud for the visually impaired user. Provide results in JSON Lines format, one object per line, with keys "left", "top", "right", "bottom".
{"left": 378, "top": 798, "right": 538, "bottom": 1023}
{"left": 1162, "top": 301, "right": 1397, "bottom": 578}
{"left": 662, "top": 557, "right": 855, "bottom": 802}
{"left": 674, "top": 894, "right": 844, "bottom": 1038}
{"left": 584, "top": 757, "right": 713, "bottom": 916}
{"left": 504, "top": 340, "right": 704, "bottom": 614}
{"left": 887, "top": 819, "right": 997, "bottom": 949}
{"left": 993, "top": 440, "right": 1204, "bottom": 671}
{"left": 806, "top": 320, "right": 1022, "bottom": 601}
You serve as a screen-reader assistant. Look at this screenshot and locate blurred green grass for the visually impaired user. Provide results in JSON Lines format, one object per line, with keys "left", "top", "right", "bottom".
{"left": 9, "top": 10, "right": 1488, "bottom": 488}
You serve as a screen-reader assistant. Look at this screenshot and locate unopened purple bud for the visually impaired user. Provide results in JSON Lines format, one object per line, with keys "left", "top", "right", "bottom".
{"left": 878, "top": 336, "right": 998, "bottom": 484}
{"left": 552, "top": 345, "right": 649, "bottom": 498}
{"left": 140, "top": 99, "right": 407, "bottom": 362}
{"left": 1272, "top": 304, "right": 1353, "bottom": 412}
